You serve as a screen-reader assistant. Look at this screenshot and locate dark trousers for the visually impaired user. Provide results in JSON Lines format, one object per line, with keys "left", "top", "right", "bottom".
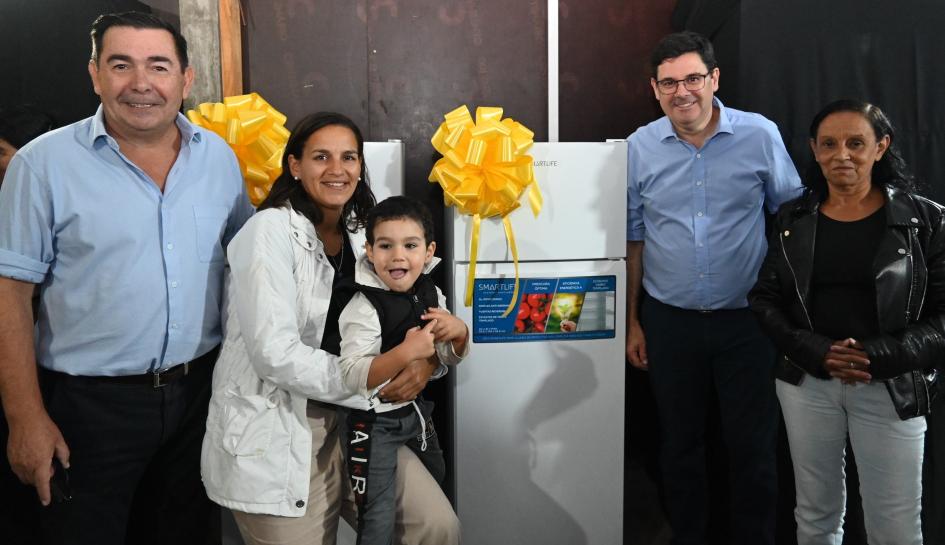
{"left": 37, "top": 349, "right": 219, "bottom": 545}
{"left": 642, "top": 296, "right": 778, "bottom": 545}
{"left": 345, "top": 398, "right": 445, "bottom": 545}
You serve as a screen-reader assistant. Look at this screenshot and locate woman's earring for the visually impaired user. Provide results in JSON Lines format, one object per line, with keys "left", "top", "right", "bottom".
{"left": 294, "top": 176, "right": 300, "bottom": 181}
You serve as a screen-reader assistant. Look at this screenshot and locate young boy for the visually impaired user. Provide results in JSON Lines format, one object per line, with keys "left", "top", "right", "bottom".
{"left": 337, "top": 196, "right": 469, "bottom": 545}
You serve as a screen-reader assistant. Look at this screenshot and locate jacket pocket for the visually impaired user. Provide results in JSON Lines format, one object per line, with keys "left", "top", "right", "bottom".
{"left": 884, "top": 370, "right": 934, "bottom": 420}
{"left": 220, "top": 390, "right": 281, "bottom": 457}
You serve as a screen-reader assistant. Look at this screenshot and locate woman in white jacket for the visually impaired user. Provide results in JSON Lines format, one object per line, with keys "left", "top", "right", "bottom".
{"left": 201, "top": 112, "right": 459, "bottom": 545}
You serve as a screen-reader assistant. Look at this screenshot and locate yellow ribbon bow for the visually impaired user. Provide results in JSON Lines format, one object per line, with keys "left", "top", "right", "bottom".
{"left": 186, "top": 93, "right": 290, "bottom": 206}
{"left": 428, "top": 105, "right": 543, "bottom": 316}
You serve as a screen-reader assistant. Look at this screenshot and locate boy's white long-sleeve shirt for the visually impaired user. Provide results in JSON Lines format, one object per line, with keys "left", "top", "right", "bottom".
{"left": 336, "top": 254, "right": 468, "bottom": 412}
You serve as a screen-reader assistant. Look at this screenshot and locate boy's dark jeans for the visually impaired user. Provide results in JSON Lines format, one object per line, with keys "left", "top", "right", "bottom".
{"left": 344, "top": 397, "right": 445, "bottom": 545}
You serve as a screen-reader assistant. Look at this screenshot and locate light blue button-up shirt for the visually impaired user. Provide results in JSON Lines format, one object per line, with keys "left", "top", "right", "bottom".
{"left": 627, "top": 98, "right": 802, "bottom": 310}
{"left": 0, "top": 106, "right": 254, "bottom": 376}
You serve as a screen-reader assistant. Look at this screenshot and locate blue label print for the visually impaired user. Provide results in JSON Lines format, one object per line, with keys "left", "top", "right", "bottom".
{"left": 472, "top": 275, "right": 617, "bottom": 343}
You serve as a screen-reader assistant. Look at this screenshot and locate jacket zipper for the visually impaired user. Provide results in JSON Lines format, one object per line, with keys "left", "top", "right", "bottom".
{"left": 411, "top": 294, "right": 424, "bottom": 325}
{"left": 781, "top": 232, "right": 814, "bottom": 330}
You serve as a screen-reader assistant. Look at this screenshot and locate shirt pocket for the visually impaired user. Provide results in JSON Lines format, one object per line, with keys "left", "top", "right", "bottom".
{"left": 193, "top": 205, "right": 228, "bottom": 263}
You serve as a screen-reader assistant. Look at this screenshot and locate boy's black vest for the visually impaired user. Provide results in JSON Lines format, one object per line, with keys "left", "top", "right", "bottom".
{"left": 321, "top": 274, "right": 439, "bottom": 356}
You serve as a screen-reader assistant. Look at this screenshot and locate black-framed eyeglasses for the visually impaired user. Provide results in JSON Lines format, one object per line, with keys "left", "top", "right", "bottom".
{"left": 655, "top": 73, "right": 711, "bottom": 95}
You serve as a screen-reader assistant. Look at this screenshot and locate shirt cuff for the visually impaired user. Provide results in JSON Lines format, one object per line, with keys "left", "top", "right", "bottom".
{"left": 0, "top": 249, "right": 48, "bottom": 283}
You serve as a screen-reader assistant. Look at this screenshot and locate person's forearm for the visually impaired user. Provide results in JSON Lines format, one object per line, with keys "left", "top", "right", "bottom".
{"left": 0, "top": 277, "right": 44, "bottom": 423}
{"left": 627, "top": 241, "right": 644, "bottom": 326}
{"left": 366, "top": 345, "right": 413, "bottom": 389}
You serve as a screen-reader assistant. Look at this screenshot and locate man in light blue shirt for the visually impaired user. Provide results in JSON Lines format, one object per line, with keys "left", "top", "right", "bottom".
{"left": 0, "top": 12, "right": 252, "bottom": 545}
{"left": 626, "top": 32, "right": 801, "bottom": 545}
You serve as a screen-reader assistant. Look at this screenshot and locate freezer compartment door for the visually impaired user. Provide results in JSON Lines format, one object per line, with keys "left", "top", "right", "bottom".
{"left": 450, "top": 141, "right": 627, "bottom": 262}
{"left": 452, "top": 259, "right": 625, "bottom": 545}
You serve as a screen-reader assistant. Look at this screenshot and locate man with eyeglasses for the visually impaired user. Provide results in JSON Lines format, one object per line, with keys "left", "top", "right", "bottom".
{"left": 625, "top": 31, "right": 801, "bottom": 545}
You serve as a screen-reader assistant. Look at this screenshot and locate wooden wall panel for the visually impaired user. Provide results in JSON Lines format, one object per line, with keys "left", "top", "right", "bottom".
{"left": 241, "top": 1, "right": 370, "bottom": 131}
{"left": 364, "top": 0, "right": 547, "bottom": 204}
{"left": 558, "top": 0, "right": 675, "bottom": 141}
{"left": 242, "top": 0, "right": 547, "bottom": 197}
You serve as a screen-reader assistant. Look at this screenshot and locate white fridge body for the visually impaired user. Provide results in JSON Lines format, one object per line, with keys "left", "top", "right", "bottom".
{"left": 363, "top": 140, "right": 405, "bottom": 202}
{"left": 450, "top": 142, "right": 627, "bottom": 545}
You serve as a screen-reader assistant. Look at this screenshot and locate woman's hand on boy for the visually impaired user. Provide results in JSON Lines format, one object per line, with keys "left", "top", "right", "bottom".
{"left": 378, "top": 358, "right": 437, "bottom": 402}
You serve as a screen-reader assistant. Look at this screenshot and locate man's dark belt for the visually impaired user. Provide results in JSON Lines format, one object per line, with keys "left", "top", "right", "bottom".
{"left": 41, "top": 347, "right": 218, "bottom": 389}
{"left": 115, "top": 361, "right": 193, "bottom": 388}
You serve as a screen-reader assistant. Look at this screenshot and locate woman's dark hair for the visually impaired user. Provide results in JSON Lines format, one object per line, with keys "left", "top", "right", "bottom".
{"left": 257, "top": 112, "right": 376, "bottom": 232}
{"left": 0, "top": 105, "right": 55, "bottom": 149}
{"left": 650, "top": 31, "right": 717, "bottom": 77}
{"left": 805, "top": 99, "right": 915, "bottom": 197}
{"left": 365, "top": 196, "right": 435, "bottom": 246}
{"left": 90, "top": 11, "right": 189, "bottom": 69}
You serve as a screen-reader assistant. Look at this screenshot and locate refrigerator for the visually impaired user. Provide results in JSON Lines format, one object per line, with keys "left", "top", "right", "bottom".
{"left": 448, "top": 142, "right": 627, "bottom": 544}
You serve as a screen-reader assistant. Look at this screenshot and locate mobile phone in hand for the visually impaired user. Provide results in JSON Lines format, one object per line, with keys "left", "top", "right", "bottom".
{"left": 49, "top": 458, "right": 72, "bottom": 503}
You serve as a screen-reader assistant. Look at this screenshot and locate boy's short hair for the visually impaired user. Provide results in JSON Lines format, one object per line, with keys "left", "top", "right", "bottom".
{"left": 365, "top": 196, "right": 435, "bottom": 245}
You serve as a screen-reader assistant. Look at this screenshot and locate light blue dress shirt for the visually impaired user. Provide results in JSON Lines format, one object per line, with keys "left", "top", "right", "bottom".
{"left": 0, "top": 106, "right": 254, "bottom": 376}
{"left": 626, "top": 98, "right": 802, "bottom": 310}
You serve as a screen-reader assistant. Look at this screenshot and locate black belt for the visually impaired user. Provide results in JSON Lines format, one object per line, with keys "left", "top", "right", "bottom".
{"left": 112, "top": 361, "right": 193, "bottom": 388}
{"left": 41, "top": 347, "right": 218, "bottom": 389}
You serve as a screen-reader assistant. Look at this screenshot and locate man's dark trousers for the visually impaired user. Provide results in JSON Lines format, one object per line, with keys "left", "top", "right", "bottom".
{"left": 642, "top": 295, "right": 778, "bottom": 545}
{"left": 38, "top": 348, "right": 219, "bottom": 545}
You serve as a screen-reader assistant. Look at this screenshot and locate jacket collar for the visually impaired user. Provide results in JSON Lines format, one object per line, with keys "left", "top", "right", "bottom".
{"left": 287, "top": 206, "right": 367, "bottom": 258}
{"left": 883, "top": 186, "right": 927, "bottom": 227}
{"left": 353, "top": 253, "right": 441, "bottom": 291}
{"left": 789, "top": 185, "right": 925, "bottom": 228}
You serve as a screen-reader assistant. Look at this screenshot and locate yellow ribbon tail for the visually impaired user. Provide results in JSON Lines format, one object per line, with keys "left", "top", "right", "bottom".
{"left": 464, "top": 214, "right": 482, "bottom": 308}
{"left": 528, "top": 181, "right": 543, "bottom": 217}
{"left": 500, "top": 216, "right": 520, "bottom": 317}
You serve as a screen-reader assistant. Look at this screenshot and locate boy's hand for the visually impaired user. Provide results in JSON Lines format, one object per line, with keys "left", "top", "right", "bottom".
{"left": 400, "top": 320, "right": 437, "bottom": 361}
{"left": 422, "top": 308, "right": 468, "bottom": 343}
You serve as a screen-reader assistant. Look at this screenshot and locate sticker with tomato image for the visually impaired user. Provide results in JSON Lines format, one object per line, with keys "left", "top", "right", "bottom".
{"left": 514, "top": 292, "right": 551, "bottom": 333}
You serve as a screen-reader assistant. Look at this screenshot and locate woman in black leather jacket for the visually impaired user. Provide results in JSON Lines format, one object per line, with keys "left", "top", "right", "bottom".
{"left": 749, "top": 99, "right": 945, "bottom": 545}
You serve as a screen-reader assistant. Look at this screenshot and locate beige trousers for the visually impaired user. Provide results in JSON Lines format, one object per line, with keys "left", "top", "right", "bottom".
{"left": 232, "top": 402, "right": 460, "bottom": 545}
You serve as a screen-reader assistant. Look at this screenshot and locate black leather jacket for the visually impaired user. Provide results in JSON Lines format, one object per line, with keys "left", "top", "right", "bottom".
{"left": 749, "top": 186, "right": 945, "bottom": 419}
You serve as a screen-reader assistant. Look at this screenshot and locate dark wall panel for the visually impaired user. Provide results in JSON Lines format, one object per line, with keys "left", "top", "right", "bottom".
{"left": 242, "top": 1, "right": 370, "bottom": 132}
{"left": 558, "top": 0, "right": 675, "bottom": 141}
{"left": 0, "top": 0, "right": 158, "bottom": 126}
{"left": 243, "top": 0, "right": 547, "bottom": 201}
{"left": 362, "top": 0, "right": 547, "bottom": 202}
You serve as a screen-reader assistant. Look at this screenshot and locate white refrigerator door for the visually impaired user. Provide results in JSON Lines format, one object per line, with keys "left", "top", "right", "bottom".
{"left": 453, "top": 259, "right": 626, "bottom": 545}
{"left": 364, "top": 141, "right": 405, "bottom": 199}
{"left": 449, "top": 141, "right": 627, "bottom": 262}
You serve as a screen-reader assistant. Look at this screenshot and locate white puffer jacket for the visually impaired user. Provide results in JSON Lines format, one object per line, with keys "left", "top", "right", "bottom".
{"left": 201, "top": 206, "right": 370, "bottom": 517}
